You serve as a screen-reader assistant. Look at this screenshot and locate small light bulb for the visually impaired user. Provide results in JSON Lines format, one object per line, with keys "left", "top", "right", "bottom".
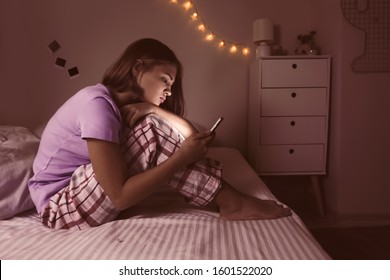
{"left": 230, "top": 45, "right": 238, "bottom": 53}
{"left": 183, "top": 1, "right": 192, "bottom": 10}
{"left": 219, "top": 41, "right": 225, "bottom": 47}
{"left": 170, "top": 0, "right": 177, "bottom": 3}
{"left": 206, "top": 33, "right": 214, "bottom": 41}
{"left": 191, "top": 12, "right": 198, "bottom": 20}
{"left": 198, "top": 24, "right": 205, "bottom": 32}
{"left": 242, "top": 48, "right": 250, "bottom": 55}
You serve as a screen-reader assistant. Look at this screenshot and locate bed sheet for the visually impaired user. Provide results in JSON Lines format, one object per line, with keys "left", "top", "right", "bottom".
{"left": 0, "top": 147, "right": 330, "bottom": 260}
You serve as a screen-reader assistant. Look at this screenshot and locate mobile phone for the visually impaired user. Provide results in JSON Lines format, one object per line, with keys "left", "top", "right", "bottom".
{"left": 210, "top": 117, "right": 224, "bottom": 132}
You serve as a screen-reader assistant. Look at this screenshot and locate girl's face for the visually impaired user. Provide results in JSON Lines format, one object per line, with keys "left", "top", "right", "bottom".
{"left": 137, "top": 63, "right": 177, "bottom": 106}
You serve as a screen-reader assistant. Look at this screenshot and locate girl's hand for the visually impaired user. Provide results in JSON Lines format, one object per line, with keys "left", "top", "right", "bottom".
{"left": 120, "top": 103, "right": 156, "bottom": 128}
{"left": 176, "top": 130, "right": 215, "bottom": 165}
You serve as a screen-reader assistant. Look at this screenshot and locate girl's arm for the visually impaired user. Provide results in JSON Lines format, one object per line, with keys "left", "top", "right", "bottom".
{"left": 120, "top": 103, "right": 198, "bottom": 138}
{"left": 86, "top": 130, "right": 213, "bottom": 210}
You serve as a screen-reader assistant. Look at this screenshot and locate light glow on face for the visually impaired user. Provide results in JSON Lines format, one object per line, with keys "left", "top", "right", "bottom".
{"left": 137, "top": 64, "right": 177, "bottom": 106}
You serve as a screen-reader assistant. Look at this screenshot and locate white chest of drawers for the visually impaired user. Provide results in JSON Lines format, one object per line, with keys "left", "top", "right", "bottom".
{"left": 247, "top": 56, "right": 331, "bottom": 215}
{"left": 248, "top": 56, "right": 331, "bottom": 175}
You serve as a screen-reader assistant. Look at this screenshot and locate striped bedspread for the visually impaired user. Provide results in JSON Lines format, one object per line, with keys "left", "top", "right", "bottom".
{"left": 0, "top": 148, "right": 330, "bottom": 260}
{"left": 0, "top": 207, "right": 328, "bottom": 260}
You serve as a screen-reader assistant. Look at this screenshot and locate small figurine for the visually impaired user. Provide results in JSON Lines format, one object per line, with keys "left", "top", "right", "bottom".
{"left": 295, "top": 31, "right": 318, "bottom": 55}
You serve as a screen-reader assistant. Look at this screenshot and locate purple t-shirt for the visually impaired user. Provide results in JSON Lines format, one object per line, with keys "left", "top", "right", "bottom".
{"left": 28, "top": 84, "right": 123, "bottom": 212}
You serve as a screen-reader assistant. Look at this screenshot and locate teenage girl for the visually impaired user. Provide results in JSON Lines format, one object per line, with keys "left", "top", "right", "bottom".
{"left": 28, "top": 38, "right": 291, "bottom": 229}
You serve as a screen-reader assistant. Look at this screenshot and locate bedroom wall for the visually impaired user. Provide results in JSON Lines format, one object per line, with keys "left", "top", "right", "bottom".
{"left": 0, "top": 0, "right": 311, "bottom": 152}
{"left": 310, "top": 0, "right": 390, "bottom": 224}
{"left": 1, "top": 0, "right": 390, "bottom": 224}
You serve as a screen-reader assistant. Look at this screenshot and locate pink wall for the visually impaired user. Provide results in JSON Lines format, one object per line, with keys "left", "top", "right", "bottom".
{"left": 337, "top": 15, "right": 390, "bottom": 221}
{"left": 1, "top": 0, "right": 389, "bottom": 224}
{"left": 311, "top": 0, "right": 390, "bottom": 224}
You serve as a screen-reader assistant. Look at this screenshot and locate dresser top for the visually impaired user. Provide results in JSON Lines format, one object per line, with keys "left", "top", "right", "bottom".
{"left": 258, "top": 55, "right": 332, "bottom": 60}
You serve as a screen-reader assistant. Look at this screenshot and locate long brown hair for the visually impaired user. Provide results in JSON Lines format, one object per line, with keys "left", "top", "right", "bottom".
{"left": 102, "top": 38, "right": 185, "bottom": 116}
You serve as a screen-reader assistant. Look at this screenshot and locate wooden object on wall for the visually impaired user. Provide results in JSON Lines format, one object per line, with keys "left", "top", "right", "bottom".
{"left": 341, "top": 0, "right": 390, "bottom": 72}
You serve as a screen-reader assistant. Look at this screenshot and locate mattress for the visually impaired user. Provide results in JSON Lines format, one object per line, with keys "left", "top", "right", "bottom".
{"left": 0, "top": 147, "right": 330, "bottom": 260}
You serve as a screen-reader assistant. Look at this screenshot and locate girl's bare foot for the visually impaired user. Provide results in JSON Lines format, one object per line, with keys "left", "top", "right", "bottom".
{"left": 214, "top": 181, "right": 292, "bottom": 220}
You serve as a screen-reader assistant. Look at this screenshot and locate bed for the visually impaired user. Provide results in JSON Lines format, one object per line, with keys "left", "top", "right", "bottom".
{"left": 0, "top": 125, "right": 330, "bottom": 260}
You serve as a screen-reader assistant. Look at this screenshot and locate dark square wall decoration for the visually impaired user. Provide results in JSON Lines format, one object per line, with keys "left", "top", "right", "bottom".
{"left": 68, "top": 67, "right": 79, "bottom": 78}
{"left": 48, "top": 40, "right": 61, "bottom": 54}
{"left": 55, "top": 57, "right": 66, "bottom": 68}
{"left": 47, "top": 40, "right": 80, "bottom": 79}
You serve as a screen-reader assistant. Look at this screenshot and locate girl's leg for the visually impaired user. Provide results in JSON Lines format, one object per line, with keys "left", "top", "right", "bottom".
{"left": 121, "top": 114, "right": 223, "bottom": 207}
{"left": 40, "top": 164, "right": 120, "bottom": 229}
{"left": 122, "top": 115, "right": 291, "bottom": 220}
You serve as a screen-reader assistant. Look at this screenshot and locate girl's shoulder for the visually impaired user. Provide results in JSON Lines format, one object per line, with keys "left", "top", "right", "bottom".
{"left": 76, "top": 83, "right": 110, "bottom": 100}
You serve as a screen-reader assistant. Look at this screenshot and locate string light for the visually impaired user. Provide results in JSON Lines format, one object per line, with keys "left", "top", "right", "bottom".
{"left": 242, "top": 47, "right": 250, "bottom": 55}
{"left": 169, "top": 0, "right": 250, "bottom": 56}
{"left": 197, "top": 24, "right": 206, "bottom": 32}
{"left": 205, "top": 33, "right": 214, "bottom": 41}
{"left": 183, "top": 1, "right": 192, "bottom": 10}
{"left": 191, "top": 12, "right": 198, "bottom": 20}
{"left": 230, "top": 45, "right": 238, "bottom": 53}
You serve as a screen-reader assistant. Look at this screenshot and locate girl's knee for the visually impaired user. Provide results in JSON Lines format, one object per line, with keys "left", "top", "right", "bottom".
{"left": 133, "top": 115, "right": 183, "bottom": 142}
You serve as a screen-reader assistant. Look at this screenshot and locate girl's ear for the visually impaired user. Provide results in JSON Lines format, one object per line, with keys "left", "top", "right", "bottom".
{"left": 132, "top": 59, "right": 144, "bottom": 78}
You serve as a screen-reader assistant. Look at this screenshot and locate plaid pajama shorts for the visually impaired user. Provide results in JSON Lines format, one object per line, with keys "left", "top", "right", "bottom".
{"left": 40, "top": 115, "right": 222, "bottom": 229}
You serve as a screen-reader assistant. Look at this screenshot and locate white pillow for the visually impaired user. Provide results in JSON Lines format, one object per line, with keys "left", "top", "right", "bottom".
{"left": 0, "top": 126, "right": 39, "bottom": 219}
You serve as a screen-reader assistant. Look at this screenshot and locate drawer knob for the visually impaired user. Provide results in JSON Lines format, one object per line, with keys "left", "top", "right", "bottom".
{"left": 292, "top": 63, "right": 297, "bottom": 69}
{"left": 289, "top": 149, "right": 295, "bottom": 154}
{"left": 291, "top": 92, "right": 297, "bottom": 98}
{"left": 290, "top": 121, "right": 296, "bottom": 126}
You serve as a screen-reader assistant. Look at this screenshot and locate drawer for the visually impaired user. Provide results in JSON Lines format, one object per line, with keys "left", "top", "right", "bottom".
{"left": 261, "top": 59, "right": 329, "bottom": 87}
{"left": 258, "top": 145, "right": 325, "bottom": 173}
{"left": 260, "top": 117, "right": 326, "bottom": 144}
{"left": 261, "top": 88, "right": 327, "bottom": 116}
